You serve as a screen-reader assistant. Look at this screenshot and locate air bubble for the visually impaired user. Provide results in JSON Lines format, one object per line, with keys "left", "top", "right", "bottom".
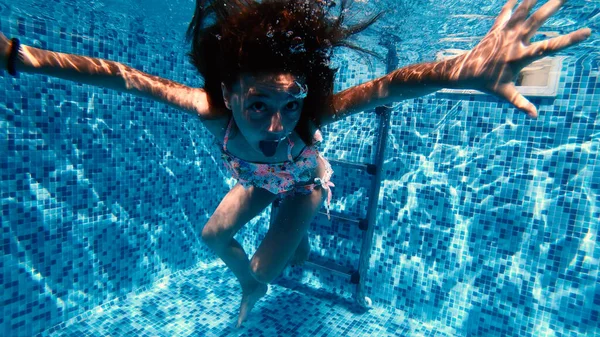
{"left": 290, "top": 44, "right": 306, "bottom": 54}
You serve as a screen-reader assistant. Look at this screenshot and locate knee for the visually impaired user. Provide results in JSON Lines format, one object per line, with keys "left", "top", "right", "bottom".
{"left": 201, "top": 223, "right": 226, "bottom": 250}
{"left": 249, "top": 257, "right": 275, "bottom": 284}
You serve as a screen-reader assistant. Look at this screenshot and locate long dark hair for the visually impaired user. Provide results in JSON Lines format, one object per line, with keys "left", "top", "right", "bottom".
{"left": 186, "top": 0, "right": 385, "bottom": 146}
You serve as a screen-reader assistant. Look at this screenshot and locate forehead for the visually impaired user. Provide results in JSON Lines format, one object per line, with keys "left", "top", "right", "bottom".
{"left": 234, "top": 72, "right": 306, "bottom": 97}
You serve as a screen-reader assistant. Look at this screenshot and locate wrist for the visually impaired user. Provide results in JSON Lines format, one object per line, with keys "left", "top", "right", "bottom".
{"left": 441, "top": 53, "right": 482, "bottom": 90}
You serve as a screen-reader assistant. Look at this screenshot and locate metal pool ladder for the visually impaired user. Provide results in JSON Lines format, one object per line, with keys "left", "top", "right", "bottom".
{"left": 269, "top": 40, "right": 399, "bottom": 310}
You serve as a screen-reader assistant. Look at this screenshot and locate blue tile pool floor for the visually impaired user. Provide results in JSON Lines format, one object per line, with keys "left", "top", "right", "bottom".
{"left": 38, "top": 263, "right": 455, "bottom": 337}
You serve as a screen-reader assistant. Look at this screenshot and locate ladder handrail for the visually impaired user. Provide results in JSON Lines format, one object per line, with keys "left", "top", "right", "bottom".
{"left": 354, "top": 44, "right": 398, "bottom": 308}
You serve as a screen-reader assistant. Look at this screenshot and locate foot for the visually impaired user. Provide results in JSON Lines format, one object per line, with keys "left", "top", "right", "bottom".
{"left": 289, "top": 234, "right": 310, "bottom": 266}
{"left": 236, "top": 282, "right": 268, "bottom": 328}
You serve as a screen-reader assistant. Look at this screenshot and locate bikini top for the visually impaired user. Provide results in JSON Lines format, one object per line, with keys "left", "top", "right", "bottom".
{"left": 219, "top": 117, "right": 321, "bottom": 194}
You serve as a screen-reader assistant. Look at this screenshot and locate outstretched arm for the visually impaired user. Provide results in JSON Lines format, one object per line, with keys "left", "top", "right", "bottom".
{"left": 1, "top": 33, "right": 213, "bottom": 119}
{"left": 327, "top": 57, "right": 460, "bottom": 125}
{"left": 322, "top": 0, "right": 591, "bottom": 126}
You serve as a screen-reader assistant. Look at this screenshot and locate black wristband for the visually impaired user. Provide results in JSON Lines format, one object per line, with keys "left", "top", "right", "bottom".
{"left": 7, "top": 37, "right": 20, "bottom": 76}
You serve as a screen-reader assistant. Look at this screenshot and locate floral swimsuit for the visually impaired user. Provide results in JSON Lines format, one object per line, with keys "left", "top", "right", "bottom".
{"left": 219, "top": 117, "right": 335, "bottom": 219}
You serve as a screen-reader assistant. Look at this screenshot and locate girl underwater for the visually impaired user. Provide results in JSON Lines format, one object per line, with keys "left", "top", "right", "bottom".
{"left": 1, "top": 0, "right": 591, "bottom": 328}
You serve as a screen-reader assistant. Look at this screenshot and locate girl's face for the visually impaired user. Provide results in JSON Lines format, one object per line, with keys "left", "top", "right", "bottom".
{"left": 221, "top": 72, "right": 307, "bottom": 157}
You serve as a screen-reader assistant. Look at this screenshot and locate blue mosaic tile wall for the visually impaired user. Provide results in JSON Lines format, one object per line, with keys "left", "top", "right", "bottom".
{"left": 1, "top": 1, "right": 598, "bottom": 337}
{"left": 0, "top": 6, "right": 237, "bottom": 337}
{"left": 375, "top": 57, "right": 599, "bottom": 336}
{"left": 294, "top": 55, "right": 599, "bottom": 336}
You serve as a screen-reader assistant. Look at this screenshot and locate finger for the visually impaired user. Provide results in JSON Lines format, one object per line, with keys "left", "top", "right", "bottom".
{"left": 525, "top": 27, "right": 592, "bottom": 60}
{"left": 523, "top": 0, "right": 565, "bottom": 43}
{"left": 506, "top": 0, "right": 538, "bottom": 29}
{"left": 495, "top": 84, "right": 538, "bottom": 118}
{"left": 491, "top": 0, "right": 519, "bottom": 31}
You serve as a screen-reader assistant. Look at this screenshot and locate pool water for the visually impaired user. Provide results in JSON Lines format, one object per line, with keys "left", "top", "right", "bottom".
{"left": 1, "top": 0, "right": 598, "bottom": 336}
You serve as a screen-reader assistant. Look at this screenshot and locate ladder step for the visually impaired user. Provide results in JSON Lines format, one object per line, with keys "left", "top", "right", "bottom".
{"left": 328, "top": 159, "right": 376, "bottom": 175}
{"left": 273, "top": 204, "right": 365, "bottom": 228}
{"left": 317, "top": 209, "right": 362, "bottom": 225}
{"left": 303, "top": 255, "right": 354, "bottom": 280}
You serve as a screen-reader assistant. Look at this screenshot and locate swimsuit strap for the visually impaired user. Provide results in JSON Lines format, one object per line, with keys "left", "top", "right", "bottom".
{"left": 287, "top": 137, "right": 294, "bottom": 162}
{"left": 223, "top": 116, "right": 294, "bottom": 162}
{"left": 223, "top": 116, "right": 234, "bottom": 152}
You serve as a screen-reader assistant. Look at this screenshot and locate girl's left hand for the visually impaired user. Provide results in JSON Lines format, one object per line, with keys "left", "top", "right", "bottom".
{"left": 449, "top": 0, "right": 591, "bottom": 118}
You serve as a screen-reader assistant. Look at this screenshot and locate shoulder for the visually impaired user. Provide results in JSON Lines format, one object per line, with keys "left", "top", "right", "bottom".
{"left": 309, "top": 119, "right": 323, "bottom": 145}
{"left": 198, "top": 109, "right": 230, "bottom": 140}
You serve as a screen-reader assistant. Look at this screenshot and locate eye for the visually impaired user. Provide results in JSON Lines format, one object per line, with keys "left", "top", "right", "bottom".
{"left": 249, "top": 102, "right": 267, "bottom": 112}
{"left": 285, "top": 101, "right": 300, "bottom": 111}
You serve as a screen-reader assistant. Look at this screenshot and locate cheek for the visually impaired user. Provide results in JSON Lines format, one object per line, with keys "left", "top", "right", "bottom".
{"left": 289, "top": 110, "right": 302, "bottom": 123}
{"left": 236, "top": 113, "right": 266, "bottom": 136}
{"left": 288, "top": 114, "right": 301, "bottom": 125}
{"left": 284, "top": 116, "right": 301, "bottom": 132}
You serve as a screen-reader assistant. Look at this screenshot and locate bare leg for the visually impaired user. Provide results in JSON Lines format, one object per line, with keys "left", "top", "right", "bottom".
{"left": 289, "top": 233, "right": 310, "bottom": 266}
{"left": 201, "top": 184, "right": 277, "bottom": 328}
{"left": 249, "top": 187, "right": 327, "bottom": 285}
{"left": 213, "top": 238, "right": 269, "bottom": 328}
{"left": 215, "top": 237, "right": 261, "bottom": 290}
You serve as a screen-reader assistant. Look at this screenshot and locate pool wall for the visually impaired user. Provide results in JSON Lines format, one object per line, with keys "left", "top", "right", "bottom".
{"left": 1, "top": 3, "right": 598, "bottom": 337}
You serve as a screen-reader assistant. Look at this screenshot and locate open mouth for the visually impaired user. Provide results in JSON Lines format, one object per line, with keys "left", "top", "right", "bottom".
{"left": 259, "top": 135, "right": 288, "bottom": 157}
{"left": 259, "top": 139, "right": 281, "bottom": 157}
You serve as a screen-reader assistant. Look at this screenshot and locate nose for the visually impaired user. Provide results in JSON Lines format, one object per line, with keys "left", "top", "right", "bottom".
{"left": 267, "top": 112, "right": 284, "bottom": 133}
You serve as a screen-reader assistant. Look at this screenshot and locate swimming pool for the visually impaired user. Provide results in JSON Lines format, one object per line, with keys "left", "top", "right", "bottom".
{"left": 1, "top": 0, "right": 598, "bottom": 336}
